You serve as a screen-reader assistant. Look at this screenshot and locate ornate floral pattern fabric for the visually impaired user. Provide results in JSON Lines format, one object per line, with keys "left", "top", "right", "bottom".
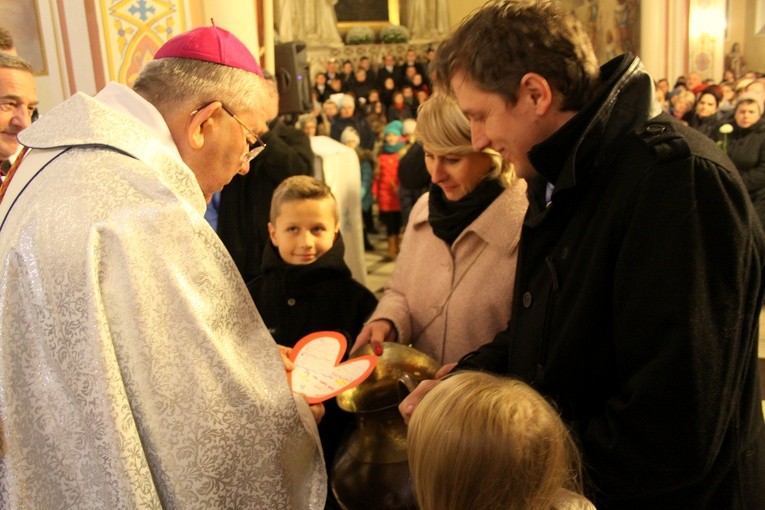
{"left": 0, "top": 89, "right": 326, "bottom": 508}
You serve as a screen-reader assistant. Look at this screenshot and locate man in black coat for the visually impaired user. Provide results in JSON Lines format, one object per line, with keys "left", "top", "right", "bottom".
{"left": 398, "top": 2, "right": 765, "bottom": 508}
{"left": 216, "top": 116, "right": 314, "bottom": 283}
{"left": 377, "top": 53, "right": 403, "bottom": 89}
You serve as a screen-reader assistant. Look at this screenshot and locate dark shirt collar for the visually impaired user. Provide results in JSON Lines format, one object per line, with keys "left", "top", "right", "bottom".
{"left": 527, "top": 55, "right": 633, "bottom": 188}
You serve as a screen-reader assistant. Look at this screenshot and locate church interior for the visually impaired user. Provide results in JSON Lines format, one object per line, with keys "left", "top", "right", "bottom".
{"left": 0, "top": 1, "right": 764, "bottom": 507}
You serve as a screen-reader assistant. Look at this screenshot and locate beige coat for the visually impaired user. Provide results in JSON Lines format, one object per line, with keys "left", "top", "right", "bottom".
{"left": 369, "top": 179, "right": 528, "bottom": 364}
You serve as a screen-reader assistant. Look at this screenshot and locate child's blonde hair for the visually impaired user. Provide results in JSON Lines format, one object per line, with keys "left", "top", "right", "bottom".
{"left": 407, "top": 371, "right": 586, "bottom": 510}
{"left": 269, "top": 175, "right": 338, "bottom": 223}
{"left": 414, "top": 93, "right": 515, "bottom": 185}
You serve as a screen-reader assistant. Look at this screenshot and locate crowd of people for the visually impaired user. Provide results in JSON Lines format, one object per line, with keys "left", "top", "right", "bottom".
{"left": 657, "top": 71, "right": 765, "bottom": 226}
{"left": 294, "top": 48, "right": 437, "bottom": 258}
{"left": 300, "top": 48, "right": 765, "bottom": 267}
{"left": 1, "top": 1, "right": 765, "bottom": 509}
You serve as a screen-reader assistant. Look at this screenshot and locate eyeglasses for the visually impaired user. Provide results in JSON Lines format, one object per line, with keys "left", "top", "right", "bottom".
{"left": 220, "top": 104, "right": 267, "bottom": 163}
{"left": 192, "top": 103, "right": 267, "bottom": 163}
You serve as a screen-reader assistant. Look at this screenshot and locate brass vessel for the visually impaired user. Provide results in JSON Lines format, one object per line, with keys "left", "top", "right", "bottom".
{"left": 331, "top": 342, "right": 440, "bottom": 510}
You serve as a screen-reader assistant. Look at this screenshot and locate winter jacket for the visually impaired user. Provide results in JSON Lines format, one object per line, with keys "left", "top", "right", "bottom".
{"left": 458, "top": 54, "right": 765, "bottom": 509}
{"left": 376, "top": 152, "right": 402, "bottom": 212}
{"left": 726, "top": 118, "right": 765, "bottom": 228}
{"left": 247, "top": 234, "right": 378, "bottom": 476}
{"left": 248, "top": 234, "right": 378, "bottom": 348}
{"left": 369, "top": 181, "right": 527, "bottom": 364}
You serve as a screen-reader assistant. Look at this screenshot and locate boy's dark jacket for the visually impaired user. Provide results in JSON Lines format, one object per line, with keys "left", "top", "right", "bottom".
{"left": 247, "top": 233, "right": 378, "bottom": 349}
{"left": 247, "top": 233, "right": 378, "bottom": 475}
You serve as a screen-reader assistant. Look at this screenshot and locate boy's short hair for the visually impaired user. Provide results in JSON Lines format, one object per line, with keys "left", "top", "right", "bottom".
{"left": 270, "top": 175, "right": 338, "bottom": 223}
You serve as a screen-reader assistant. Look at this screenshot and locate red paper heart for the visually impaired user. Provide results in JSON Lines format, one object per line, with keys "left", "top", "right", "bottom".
{"left": 289, "top": 331, "right": 377, "bottom": 404}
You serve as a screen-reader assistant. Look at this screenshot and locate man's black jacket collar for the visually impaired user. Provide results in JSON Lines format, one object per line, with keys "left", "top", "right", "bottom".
{"left": 528, "top": 54, "right": 661, "bottom": 199}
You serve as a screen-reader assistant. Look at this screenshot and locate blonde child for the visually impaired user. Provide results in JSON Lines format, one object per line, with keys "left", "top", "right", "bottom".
{"left": 408, "top": 371, "right": 595, "bottom": 510}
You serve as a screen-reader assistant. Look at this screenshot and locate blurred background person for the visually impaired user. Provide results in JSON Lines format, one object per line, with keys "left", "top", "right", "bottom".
{"left": 341, "top": 126, "right": 376, "bottom": 251}
{"left": 296, "top": 112, "right": 318, "bottom": 137}
{"left": 686, "top": 87, "right": 724, "bottom": 139}
{"left": 719, "top": 95, "right": 765, "bottom": 228}
{"left": 387, "top": 90, "right": 414, "bottom": 122}
{"left": 398, "top": 117, "right": 426, "bottom": 227}
{"left": 319, "top": 97, "right": 338, "bottom": 136}
{"left": 375, "top": 120, "right": 405, "bottom": 259}
{"left": 329, "top": 93, "right": 374, "bottom": 150}
{"left": 312, "top": 71, "right": 332, "bottom": 104}
{"left": 671, "top": 89, "right": 696, "bottom": 122}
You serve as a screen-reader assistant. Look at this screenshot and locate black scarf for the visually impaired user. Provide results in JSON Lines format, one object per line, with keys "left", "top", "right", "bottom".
{"left": 428, "top": 178, "right": 504, "bottom": 246}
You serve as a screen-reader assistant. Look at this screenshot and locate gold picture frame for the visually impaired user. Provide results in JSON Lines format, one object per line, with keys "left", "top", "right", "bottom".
{"left": 335, "top": 0, "right": 400, "bottom": 31}
{"left": 0, "top": 0, "right": 48, "bottom": 75}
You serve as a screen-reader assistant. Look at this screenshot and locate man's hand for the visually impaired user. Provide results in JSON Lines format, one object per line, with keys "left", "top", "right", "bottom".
{"left": 352, "top": 319, "right": 398, "bottom": 355}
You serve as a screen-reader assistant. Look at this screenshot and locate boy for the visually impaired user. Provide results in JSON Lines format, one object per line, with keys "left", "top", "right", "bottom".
{"left": 249, "top": 174, "right": 378, "bottom": 347}
{"left": 248, "top": 175, "right": 378, "bottom": 507}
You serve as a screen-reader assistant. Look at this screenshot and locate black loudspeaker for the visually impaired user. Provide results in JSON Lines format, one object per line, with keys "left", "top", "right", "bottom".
{"left": 274, "top": 41, "right": 311, "bottom": 115}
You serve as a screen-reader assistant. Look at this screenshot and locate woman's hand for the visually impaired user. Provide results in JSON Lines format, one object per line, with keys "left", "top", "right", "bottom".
{"left": 351, "top": 319, "right": 398, "bottom": 355}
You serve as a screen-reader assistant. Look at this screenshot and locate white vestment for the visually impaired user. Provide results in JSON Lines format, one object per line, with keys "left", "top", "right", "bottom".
{"left": 0, "top": 83, "right": 326, "bottom": 509}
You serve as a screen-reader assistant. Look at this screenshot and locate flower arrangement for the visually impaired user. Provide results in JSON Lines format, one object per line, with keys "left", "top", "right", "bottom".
{"left": 718, "top": 123, "right": 733, "bottom": 153}
{"left": 345, "top": 26, "right": 376, "bottom": 45}
{"left": 379, "top": 24, "right": 409, "bottom": 44}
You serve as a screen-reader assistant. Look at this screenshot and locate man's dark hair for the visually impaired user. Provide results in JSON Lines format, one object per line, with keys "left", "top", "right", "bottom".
{"left": 433, "top": 0, "right": 599, "bottom": 111}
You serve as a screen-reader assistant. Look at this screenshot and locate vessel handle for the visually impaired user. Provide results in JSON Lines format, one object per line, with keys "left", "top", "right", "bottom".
{"left": 397, "top": 372, "right": 418, "bottom": 399}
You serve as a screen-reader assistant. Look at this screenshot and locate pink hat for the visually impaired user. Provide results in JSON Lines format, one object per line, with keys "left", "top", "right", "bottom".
{"left": 154, "top": 25, "right": 263, "bottom": 76}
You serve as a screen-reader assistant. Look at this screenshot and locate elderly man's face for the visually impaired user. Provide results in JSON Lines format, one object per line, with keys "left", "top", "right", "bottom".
{"left": 0, "top": 67, "right": 37, "bottom": 161}
{"left": 340, "top": 103, "right": 354, "bottom": 118}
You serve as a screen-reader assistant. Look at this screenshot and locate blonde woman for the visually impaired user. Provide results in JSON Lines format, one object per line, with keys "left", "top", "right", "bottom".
{"left": 352, "top": 93, "right": 528, "bottom": 364}
{"left": 408, "top": 371, "right": 595, "bottom": 510}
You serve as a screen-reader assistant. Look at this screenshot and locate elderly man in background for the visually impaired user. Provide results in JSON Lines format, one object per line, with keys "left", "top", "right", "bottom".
{"left": 0, "top": 26, "right": 326, "bottom": 508}
{"left": 0, "top": 52, "right": 37, "bottom": 181}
